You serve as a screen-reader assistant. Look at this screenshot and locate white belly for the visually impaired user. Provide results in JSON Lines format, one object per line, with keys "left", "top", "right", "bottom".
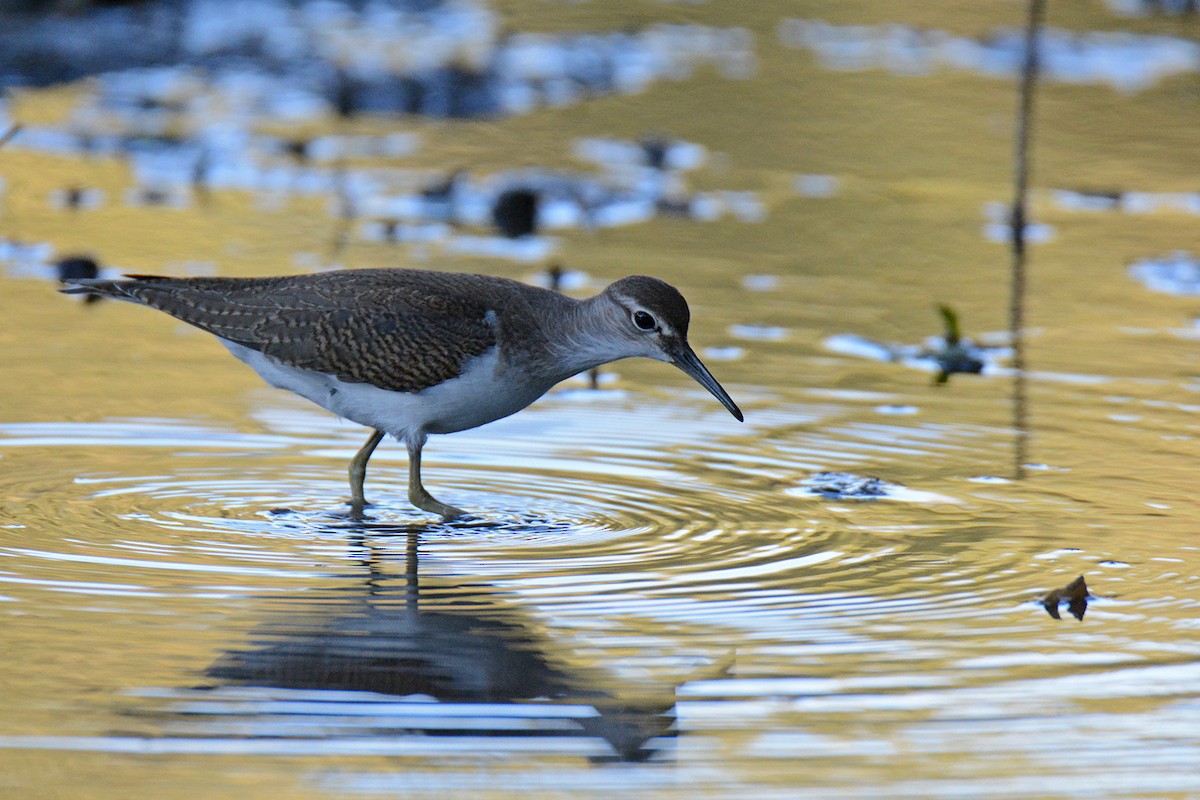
{"left": 221, "top": 341, "right": 549, "bottom": 439}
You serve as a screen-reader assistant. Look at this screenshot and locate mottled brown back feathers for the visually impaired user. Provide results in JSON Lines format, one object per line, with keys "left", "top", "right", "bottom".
{"left": 67, "top": 269, "right": 543, "bottom": 393}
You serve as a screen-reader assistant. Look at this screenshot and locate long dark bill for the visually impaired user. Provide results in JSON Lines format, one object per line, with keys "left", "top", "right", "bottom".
{"left": 670, "top": 342, "right": 744, "bottom": 422}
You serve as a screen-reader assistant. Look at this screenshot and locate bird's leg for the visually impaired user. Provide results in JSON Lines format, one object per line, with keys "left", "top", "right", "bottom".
{"left": 406, "top": 436, "right": 466, "bottom": 522}
{"left": 348, "top": 429, "right": 385, "bottom": 519}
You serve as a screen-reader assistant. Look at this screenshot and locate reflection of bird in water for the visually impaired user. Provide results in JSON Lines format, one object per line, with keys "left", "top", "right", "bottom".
{"left": 204, "top": 528, "right": 677, "bottom": 762}
{"left": 492, "top": 187, "right": 539, "bottom": 238}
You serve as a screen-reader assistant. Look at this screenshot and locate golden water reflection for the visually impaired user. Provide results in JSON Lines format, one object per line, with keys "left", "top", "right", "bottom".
{"left": 3, "top": 0, "right": 1200, "bottom": 797}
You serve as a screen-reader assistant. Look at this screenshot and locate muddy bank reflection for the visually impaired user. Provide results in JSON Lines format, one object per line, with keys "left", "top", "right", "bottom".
{"left": 183, "top": 527, "right": 678, "bottom": 762}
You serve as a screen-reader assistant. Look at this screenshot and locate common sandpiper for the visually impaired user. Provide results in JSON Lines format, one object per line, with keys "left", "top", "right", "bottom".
{"left": 63, "top": 268, "right": 743, "bottom": 520}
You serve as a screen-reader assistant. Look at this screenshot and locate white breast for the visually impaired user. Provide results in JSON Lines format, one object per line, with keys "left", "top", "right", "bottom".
{"left": 221, "top": 341, "right": 551, "bottom": 439}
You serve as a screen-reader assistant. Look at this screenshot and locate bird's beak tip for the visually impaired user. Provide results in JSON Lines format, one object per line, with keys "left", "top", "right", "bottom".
{"left": 671, "top": 342, "right": 743, "bottom": 423}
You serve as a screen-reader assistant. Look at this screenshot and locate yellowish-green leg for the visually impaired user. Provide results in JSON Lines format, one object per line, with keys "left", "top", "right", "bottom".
{"left": 406, "top": 437, "right": 466, "bottom": 521}
{"left": 348, "top": 429, "right": 385, "bottom": 518}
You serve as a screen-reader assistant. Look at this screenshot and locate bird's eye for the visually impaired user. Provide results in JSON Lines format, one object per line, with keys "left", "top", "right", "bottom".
{"left": 633, "top": 310, "right": 656, "bottom": 331}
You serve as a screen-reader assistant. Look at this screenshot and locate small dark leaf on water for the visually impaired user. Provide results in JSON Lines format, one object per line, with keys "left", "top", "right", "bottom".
{"left": 1041, "top": 575, "right": 1090, "bottom": 621}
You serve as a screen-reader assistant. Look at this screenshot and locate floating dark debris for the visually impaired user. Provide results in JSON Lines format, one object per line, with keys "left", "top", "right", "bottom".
{"left": 639, "top": 135, "right": 671, "bottom": 171}
{"left": 50, "top": 185, "right": 104, "bottom": 211}
{"left": 529, "top": 264, "right": 589, "bottom": 292}
{"left": 56, "top": 256, "right": 99, "bottom": 283}
{"left": 824, "top": 318, "right": 1010, "bottom": 378}
{"left": 1052, "top": 188, "right": 1124, "bottom": 212}
{"left": 125, "top": 183, "right": 190, "bottom": 209}
{"left": 790, "top": 472, "right": 959, "bottom": 504}
{"left": 1054, "top": 188, "right": 1200, "bottom": 214}
{"left": 1041, "top": 575, "right": 1091, "bottom": 621}
{"left": 546, "top": 263, "right": 566, "bottom": 292}
{"left": 801, "top": 471, "right": 899, "bottom": 499}
{"left": 418, "top": 168, "right": 466, "bottom": 224}
{"left": 573, "top": 136, "right": 706, "bottom": 174}
{"left": 492, "top": 187, "right": 540, "bottom": 239}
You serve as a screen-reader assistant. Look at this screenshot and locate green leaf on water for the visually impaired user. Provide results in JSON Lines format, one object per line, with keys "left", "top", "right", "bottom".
{"left": 932, "top": 304, "right": 984, "bottom": 384}
{"left": 938, "top": 303, "right": 962, "bottom": 346}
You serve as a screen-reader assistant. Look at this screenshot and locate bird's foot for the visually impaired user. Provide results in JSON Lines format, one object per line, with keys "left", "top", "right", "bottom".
{"left": 347, "top": 497, "right": 375, "bottom": 521}
{"left": 409, "top": 487, "right": 467, "bottom": 522}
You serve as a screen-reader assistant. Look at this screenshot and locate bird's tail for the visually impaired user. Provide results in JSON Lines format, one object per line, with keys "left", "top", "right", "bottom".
{"left": 59, "top": 275, "right": 164, "bottom": 302}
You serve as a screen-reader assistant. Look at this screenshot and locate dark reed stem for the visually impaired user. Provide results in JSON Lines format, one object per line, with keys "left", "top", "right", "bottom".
{"left": 1009, "top": 0, "right": 1045, "bottom": 480}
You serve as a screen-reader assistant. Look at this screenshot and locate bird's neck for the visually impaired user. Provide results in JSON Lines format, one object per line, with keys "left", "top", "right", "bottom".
{"left": 539, "top": 293, "right": 630, "bottom": 381}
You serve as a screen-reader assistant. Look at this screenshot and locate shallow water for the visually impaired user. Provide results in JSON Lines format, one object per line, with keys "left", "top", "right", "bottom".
{"left": 3, "top": 2, "right": 1200, "bottom": 798}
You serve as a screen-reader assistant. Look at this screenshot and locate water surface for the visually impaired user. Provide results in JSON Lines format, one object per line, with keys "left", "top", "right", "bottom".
{"left": 2, "top": 2, "right": 1200, "bottom": 798}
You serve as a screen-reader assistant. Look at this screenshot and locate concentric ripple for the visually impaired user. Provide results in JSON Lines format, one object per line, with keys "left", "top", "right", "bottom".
{"left": 4, "top": 384, "right": 1200, "bottom": 793}
{"left": 0, "top": 395, "right": 1070, "bottom": 625}
{"left": 4, "top": 388, "right": 1184, "bottom": 611}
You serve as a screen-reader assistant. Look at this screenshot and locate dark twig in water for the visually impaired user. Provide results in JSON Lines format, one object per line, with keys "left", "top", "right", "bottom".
{"left": 0, "top": 124, "right": 20, "bottom": 148}
{"left": 1009, "top": 0, "right": 1045, "bottom": 479}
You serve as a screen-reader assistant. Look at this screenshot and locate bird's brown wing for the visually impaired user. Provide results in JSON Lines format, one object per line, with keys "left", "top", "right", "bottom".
{"left": 73, "top": 270, "right": 500, "bottom": 393}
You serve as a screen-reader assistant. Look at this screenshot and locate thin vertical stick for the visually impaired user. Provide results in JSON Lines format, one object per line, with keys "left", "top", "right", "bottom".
{"left": 0, "top": 124, "right": 21, "bottom": 149}
{"left": 1009, "top": 0, "right": 1045, "bottom": 480}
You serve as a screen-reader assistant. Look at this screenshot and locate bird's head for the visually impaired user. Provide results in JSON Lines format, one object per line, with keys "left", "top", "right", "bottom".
{"left": 601, "top": 276, "right": 743, "bottom": 422}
